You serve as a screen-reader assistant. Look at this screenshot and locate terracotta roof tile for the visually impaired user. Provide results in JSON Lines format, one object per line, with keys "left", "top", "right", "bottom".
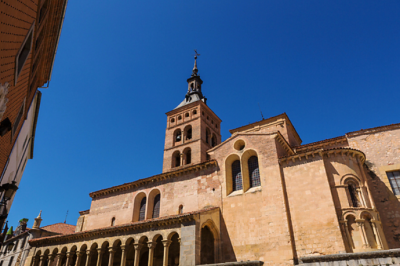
{"left": 40, "top": 223, "right": 76, "bottom": 235}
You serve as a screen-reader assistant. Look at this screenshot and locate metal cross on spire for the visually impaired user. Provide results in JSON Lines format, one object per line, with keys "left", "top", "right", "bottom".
{"left": 194, "top": 49, "right": 200, "bottom": 59}
{"left": 192, "top": 50, "right": 200, "bottom": 76}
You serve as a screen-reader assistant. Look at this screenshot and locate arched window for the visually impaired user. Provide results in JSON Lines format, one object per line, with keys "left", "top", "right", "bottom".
{"left": 211, "top": 134, "right": 217, "bottom": 147}
{"left": 111, "top": 217, "right": 115, "bottom": 226}
{"left": 248, "top": 156, "right": 260, "bottom": 187}
{"left": 152, "top": 194, "right": 160, "bottom": 218}
{"left": 179, "top": 205, "right": 183, "bottom": 214}
{"left": 347, "top": 182, "right": 360, "bottom": 207}
{"left": 139, "top": 197, "right": 147, "bottom": 221}
{"left": 232, "top": 160, "right": 242, "bottom": 191}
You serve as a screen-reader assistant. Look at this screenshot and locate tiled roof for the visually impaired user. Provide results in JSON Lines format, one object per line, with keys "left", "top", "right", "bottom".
{"left": 40, "top": 223, "right": 76, "bottom": 235}
{"left": 29, "top": 207, "right": 219, "bottom": 245}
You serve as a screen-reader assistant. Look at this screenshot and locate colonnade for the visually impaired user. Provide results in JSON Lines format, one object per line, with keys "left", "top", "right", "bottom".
{"left": 32, "top": 233, "right": 181, "bottom": 266}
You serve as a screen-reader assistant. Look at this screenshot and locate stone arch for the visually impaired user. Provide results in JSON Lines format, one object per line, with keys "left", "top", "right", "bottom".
{"left": 147, "top": 188, "right": 161, "bottom": 219}
{"left": 225, "top": 153, "right": 242, "bottom": 195}
{"left": 345, "top": 214, "right": 362, "bottom": 250}
{"left": 125, "top": 238, "right": 135, "bottom": 266}
{"left": 78, "top": 244, "right": 88, "bottom": 266}
{"left": 152, "top": 235, "right": 164, "bottom": 266}
{"left": 184, "top": 125, "right": 192, "bottom": 141}
{"left": 88, "top": 243, "right": 98, "bottom": 266}
{"left": 241, "top": 149, "right": 261, "bottom": 191}
{"left": 173, "top": 129, "right": 182, "bottom": 146}
{"left": 100, "top": 241, "right": 110, "bottom": 266}
{"left": 138, "top": 236, "right": 149, "bottom": 266}
{"left": 171, "top": 150, "right": 181, "bottom": 168}
{"left": 112, "top": 240, "right": 123, "bottom": 266}
{"left": 133, "top": 192, "right": 147, "bottom": 222}
{"left": 32, "top": 250, "right": 41, "bottom": 266}
{"left": 201, "top": 220, "right": 219, "bottom": 264}
{"left": 167, "top": 233, "right": 180, "bottom": 266}
{"left": 182, "top": 147, "right": 191, "bottom": 165}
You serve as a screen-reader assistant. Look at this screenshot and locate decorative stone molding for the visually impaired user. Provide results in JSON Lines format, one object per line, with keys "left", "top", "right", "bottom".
{"left": 0, "top": 82, "right": 10, "bottom": 121}
{"left": 279, "top": 148, "right": 366, "bottom": 164}
{"left": 199, "top": 261, "right": 264, "bottom": 266}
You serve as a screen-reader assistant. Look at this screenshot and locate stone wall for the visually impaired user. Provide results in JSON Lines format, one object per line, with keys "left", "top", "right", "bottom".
{"left": 299, "top": 248, "right": 400, "bottom": 266}
{"left": 347, "top": 127, "right": 400, "bottom": 248}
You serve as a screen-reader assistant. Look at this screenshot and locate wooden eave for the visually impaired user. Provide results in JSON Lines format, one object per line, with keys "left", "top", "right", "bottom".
{"left": 29, "top": 207, "right": 219, "bottom": 246}
{"left": 89, "top": 160, "right": 217, "bottom": 199}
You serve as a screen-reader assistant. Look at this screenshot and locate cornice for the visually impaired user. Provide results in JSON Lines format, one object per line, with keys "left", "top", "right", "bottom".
{"left": 346, "top": 122, "right": 400, "bottom": 137}
{"left": 89, "top": 160, "right": 217, "bottom": 199}
{"left": 29, "top": 207, "right": 219, "bottom": 246}
{"left": 273, "top": 132, "right": 295, "bottom": 156}
{"left": 279, "top": 148, "right": 366, "bottom": 164}
{"left": 293, "top": 135, "right": 347, "bottom": 153}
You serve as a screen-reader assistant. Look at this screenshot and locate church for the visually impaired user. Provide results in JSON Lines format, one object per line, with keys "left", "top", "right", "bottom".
{"left": 24, "top": 57, "right": 400, "bottom": 266}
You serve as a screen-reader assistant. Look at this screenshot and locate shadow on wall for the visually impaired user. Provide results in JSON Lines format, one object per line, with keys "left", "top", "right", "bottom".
{"left": 367, "top": 167, "right": 400, "bottom": 248}
{"left": 220, "top": 216, "right": 236, "bottom": 263}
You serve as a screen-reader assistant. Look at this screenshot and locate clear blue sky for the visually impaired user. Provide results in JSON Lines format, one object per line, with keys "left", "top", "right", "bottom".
{"left": 8, "top": 0, "right": 400, "bottom": 229}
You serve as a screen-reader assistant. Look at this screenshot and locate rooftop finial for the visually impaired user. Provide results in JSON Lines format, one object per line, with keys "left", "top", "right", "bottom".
{"left": 37, "top": 210, "right": 42, "bottom": 218}
{"left": 192, "top": 50, "right": 200, "bottom": 77}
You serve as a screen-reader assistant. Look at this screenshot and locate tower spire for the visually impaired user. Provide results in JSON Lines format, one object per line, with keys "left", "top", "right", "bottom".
{"left": 192, "top": 50, "right": 200, "bottom": 77}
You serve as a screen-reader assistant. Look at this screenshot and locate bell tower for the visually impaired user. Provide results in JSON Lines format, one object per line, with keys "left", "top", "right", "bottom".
{"left": 162, "top": 53, "right": 222, "bottom": 172}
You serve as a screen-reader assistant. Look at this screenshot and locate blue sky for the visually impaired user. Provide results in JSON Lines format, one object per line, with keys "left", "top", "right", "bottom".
{"left": 7, "top": 1, "right": 400, "bottom": 229}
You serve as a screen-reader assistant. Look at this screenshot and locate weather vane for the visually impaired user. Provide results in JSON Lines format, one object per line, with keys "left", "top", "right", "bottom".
{"left": 194, "top": 50, "right": 200, "bottom": 59}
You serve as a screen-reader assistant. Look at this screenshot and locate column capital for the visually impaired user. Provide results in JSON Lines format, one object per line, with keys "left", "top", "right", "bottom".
{"left": 120, "top": 245, "right": 126, "bottom": 251}
{"left": 39, "top": 256, "right": 44, "bottom": 260}
{"left": 56, "top": 254, "right": 64, "bottom": 258}
{"left": 108, "top": 247, "right": 115, "bottom": 254}
{"left": 133, "top": 243, "right": 143, "bottom": 251}
{"left": 86, "top": 250, "right": 91, "bottom": 255}
{"left": 161, "top": 240, "right": 172, "bottom": 247}
{"left": 96, "top": 248, "right": 103, "bottom": 253}
{"left": 147, "top": 242, "right": 156, "bottom": 250}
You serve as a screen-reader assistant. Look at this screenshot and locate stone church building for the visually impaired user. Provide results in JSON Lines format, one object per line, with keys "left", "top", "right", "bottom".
{"left": 24, "top": 59, "right": 400, "bottom": 266}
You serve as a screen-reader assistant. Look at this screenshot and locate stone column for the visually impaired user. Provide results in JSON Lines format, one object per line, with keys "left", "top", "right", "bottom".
{"left": 161, "top": 240, "right": 171, "bottom": 266}
{"left": 85, "top": 251, "right": 92, "bottom": 266}
{"left": 108, "top": 248, "right": 115, "bottom": 266}
{"left": 31, "top": 257, "right": 37, "bottom": 266}
{"left": 357, "top": 188, "right": 367, "bottom": 207}
{"left": 38, "top": 256, "right": 45, "bottom": 266}
{"left": 96, "top": 249, "right": 103, "bottom": 266}
{"left": 56, "top": 254, "right": 64, "bottom": 266}
{"left": 343, "top": 220, "right": 355, "bottom": 249}
{"left": 356, "top": 219, "right": 369, "bottom": 248}
{"left": 147, "top": 242, "right": 155, "bottom": 266}
{"left": 120, "top": 245, "right": 126, "bottom": 266}
{"left": 133, "top": 244, "right": 142, "bottom": 266}
{"left": 76, "top": 252, "right": 82, "bottom": 266}
{"left": 65, "top": 253, "right": 71, "bottom": 266}
{"left": 371, "top": 220, "right": 383, "bottom": 249}
{"left": 180, "top": 154, "right": 183, "bottom": 166}
{"left": 48, "top": 256, "right": 55, "bottom": 266}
